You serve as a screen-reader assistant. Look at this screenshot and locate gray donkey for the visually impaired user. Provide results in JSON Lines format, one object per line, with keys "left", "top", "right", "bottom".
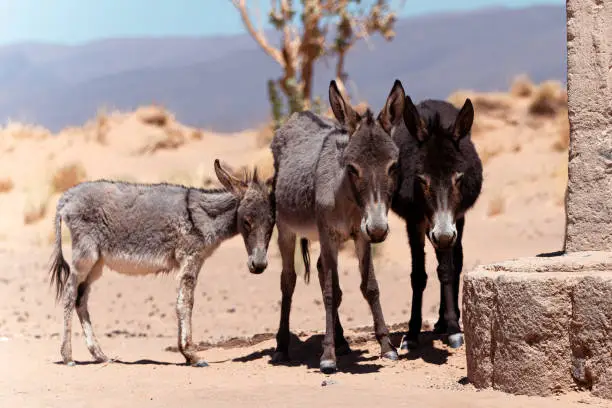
{"left": 270, "top": 80, "right": 405, "bottom": 373}
{"left": 49, "top": 159, "right": 275, "bottom": 367}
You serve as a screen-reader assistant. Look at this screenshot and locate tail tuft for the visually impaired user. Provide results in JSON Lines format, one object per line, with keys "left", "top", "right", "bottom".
{"left": 300, "top": 238, "right": 310, "bottom": 284}
{"left": 49, "top": 212, "right": 70, "bottom": 302}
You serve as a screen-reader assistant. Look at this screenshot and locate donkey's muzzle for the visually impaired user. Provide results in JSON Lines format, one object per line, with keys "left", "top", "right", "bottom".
{"left": 431, "top": 230, "right": 457, "bottom": 250}
{"left": 248, "top": 248, "right": 268, "bottom": 274}
{"left": 366, "top": 224, "right": 389, "bottom": 243}
{"left": 363, "top": 202, "right": 390, "bottom": 243}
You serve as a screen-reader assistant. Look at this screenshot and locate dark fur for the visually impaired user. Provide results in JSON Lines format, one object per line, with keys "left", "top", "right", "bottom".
{"left": 391, "top": 97, "right": 483, "bottom": 347}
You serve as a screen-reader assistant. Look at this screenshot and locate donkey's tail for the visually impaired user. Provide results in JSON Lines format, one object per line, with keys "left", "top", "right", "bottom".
{"left": 300, "top": 238, "right": 311, "bottom": 284}
{"left": 49, "top": 210, "right": 70, "bottom": 302}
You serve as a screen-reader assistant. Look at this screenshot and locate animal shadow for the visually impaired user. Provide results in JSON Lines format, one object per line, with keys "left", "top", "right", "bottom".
{"left": 54, "top": 359, "right": 177, "bottom": 366}
{"left": 233, "top": 333, "right": 383, "bottom": 374}
{"left": 402, "top": 331, "right": 450, "bottom": 366}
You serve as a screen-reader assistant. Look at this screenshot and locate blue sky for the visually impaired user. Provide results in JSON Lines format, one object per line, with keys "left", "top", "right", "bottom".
{"left": 0, "top": 0, "right": 563, "bottom": 46}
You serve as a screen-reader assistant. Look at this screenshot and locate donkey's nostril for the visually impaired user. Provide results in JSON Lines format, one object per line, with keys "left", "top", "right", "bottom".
{"left": 366, "top": 224, "right": 389, "bottom": 243}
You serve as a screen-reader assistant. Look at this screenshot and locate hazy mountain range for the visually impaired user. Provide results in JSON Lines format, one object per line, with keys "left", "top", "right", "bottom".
{"left": 0, "top": 5, "right": 566, "bottom": 132}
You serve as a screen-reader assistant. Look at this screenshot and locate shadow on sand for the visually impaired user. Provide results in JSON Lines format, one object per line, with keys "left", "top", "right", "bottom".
{"left": 54, "top": 358, "right": 179, "bottom": 367}
{"left": 232, "top": 330, "right": 451, "bottom": 373}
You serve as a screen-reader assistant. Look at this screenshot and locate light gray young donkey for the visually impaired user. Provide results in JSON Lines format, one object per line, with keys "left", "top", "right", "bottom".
{"left": 270, "top": 80, "right": 405, "bottom": 373}
{"left": 49, "top": 159, "right": 275, "bottom": 367}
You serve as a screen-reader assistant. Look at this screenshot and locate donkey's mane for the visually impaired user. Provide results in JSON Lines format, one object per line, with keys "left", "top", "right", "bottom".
{"left": 427, "top": 112, "right": 454, "bottom": 140}
{"left": 84, "top": 170, "right": 268, "bottom": 196}
{"left": 362, "top": 108, "right": 375, "bottom": 126}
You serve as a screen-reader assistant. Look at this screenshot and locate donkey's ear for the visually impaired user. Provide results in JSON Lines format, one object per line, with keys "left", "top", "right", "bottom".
{"left": 329, "top": 80, "right": 360, "bottom": 134}
{"left": 403, "top": 95, "right": 426, "bottom": 142}
{"left": 214, "top": 159, "right": 247, "bottom": 196}
{"left": 378, "top": 79, "right": 405, "bottom": 134}
{"left": 453, "top": 98, "right": 474, "bottom": 140}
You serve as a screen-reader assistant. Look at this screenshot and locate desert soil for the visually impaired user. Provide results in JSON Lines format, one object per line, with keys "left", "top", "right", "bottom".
{"left": 1, "top": 87, "right": 608, "bottom": 407}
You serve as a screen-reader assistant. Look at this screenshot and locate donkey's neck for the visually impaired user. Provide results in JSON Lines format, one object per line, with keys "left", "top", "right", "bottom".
{"left": 186, "top": 188, "right": 240, "bottom": 246}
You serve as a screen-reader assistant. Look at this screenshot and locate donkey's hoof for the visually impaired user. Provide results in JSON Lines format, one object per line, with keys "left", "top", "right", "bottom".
{"left": 270, "top": 351, "right": 290, "bottom": 364}
{"left": 448, "top": 333, "right": 464, "bottom": 349}
{"left": 95, "top": 356, "right": 110, "bottom": 363}
{"left": 433, "top": 322, "right": 447, "bottom": 334}
{"left": 191, "top": 360, "right": 209, "bottom": 367}
{"left": 66, "top": 361, "right": 76, "bottom": 367}
{"left": 335, "top": 342, "right": 352, "bottom": 356}
{"left": 400, "top": 334, "right": 419, "bottom": 350}
{"left": 320, "top": 359, "right": 337, "bottom": 374}
{"left": 382, "top": 350, "right": 399, "bottom": 361}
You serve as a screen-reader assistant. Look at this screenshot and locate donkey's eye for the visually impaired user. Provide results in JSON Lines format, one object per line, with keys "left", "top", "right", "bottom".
{"left": 417, "top": 174, "right": 429, "bottom": 187}
{"left": 388, "top": 161, "right": 399, "bottom": 176}
{"left": 347, "top": 164, "right": 360, "bottom": 179}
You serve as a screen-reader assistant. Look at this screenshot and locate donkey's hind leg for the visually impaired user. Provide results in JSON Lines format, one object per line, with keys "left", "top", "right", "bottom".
{"left": 61, "top": 246, "right": 99, "bottom": 365}
{"left": 75, "top": 260, "right": 108, "bottom": 362}
{"left": 271, "top": 223, "right": 297, "bottom": 364}
{"left": 316, "top": 256, "right": 351, "bottom": 356}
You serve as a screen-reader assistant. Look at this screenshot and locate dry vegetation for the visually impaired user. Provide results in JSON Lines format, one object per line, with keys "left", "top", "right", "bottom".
{"left": 0, "top": 75, "right": 569, "bottom": 246}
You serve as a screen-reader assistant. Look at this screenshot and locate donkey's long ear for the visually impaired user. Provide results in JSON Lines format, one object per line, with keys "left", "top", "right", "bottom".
{"left": 214, "top": 159, "right": 248, "bottom": 197}
{"left": 403, "top": 95, "right": 426, "bottom": 142}
{"left": 329, "top": 80, "right": 360, "bottom": 134}
{"left": 378, "top": 79, "right": 405, "bottom": 134}
{"left": 452, "top": 98, "right": 474, "bottom": 141}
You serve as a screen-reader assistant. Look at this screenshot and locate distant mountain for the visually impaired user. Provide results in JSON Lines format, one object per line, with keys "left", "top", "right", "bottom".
{"left": 0, "top": 5, "right": 566, "bottom": 132}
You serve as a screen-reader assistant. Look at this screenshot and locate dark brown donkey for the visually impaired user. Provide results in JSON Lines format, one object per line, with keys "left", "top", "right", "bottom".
{"left": 391, "top": 97, "right": 483, "bottom": 350}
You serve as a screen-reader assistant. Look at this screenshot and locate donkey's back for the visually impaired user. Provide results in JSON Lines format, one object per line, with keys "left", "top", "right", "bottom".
{"left": 271, "top": 111, "right": 345, "bottom": 230}
{"left": 59, "top": 181, "right": 193, "bottom": 271}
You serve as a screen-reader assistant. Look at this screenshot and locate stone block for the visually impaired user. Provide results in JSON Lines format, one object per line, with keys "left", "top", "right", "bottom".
{"left": 463, "top": 252, "right": 612, "bottom": 399}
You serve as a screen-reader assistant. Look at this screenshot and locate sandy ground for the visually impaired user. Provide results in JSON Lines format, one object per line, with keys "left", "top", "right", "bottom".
{"left": 1, "top": 86, "right": 607, "bottom": 407}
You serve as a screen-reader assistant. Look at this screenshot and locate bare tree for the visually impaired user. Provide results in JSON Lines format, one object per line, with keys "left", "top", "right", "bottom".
{"left": 231, "top": 0, "right": 402, "bottom": 127}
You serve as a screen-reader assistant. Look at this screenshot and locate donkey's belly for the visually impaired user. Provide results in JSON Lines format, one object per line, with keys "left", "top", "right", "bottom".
{"left": 280, "top": 217, "right": 320, "bottom": 242}
{"left": 102, "top": 252, "right": 178, "bottom": 276}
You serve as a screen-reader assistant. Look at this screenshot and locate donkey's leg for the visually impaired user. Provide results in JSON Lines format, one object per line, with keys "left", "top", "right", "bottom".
{"left": 176, "top": 255, "right": 206, "bottom": 367}
{"left": 453, "top": 217, "right": 465, "bottom": 322}
{"left": 316, "top": 256, "right": 351, "bottom": 356}
{"left": 271, "top": 224, "right": 297, "bottom": 363}
{"left": 60, "top": 271, "right": 77, "bottom": 365}
{"left": 354, "top": 236, "right": 397, "bottom": 361}
{"left": 402, "top": 220, "right": 427, "bottom": 350}
{"left": 61, "top": 247, "right": 98, "bottom": 365}
{"left": 435, "top": 248, "right": 463, "bottom": 349}
{"left": 318, "top": 228, "right": 340, "bottom": 374}
{"left": 435, "top": 217, "right": 464, "bottom": 334}
{"left": 75, "top": 260, "right": 108, "bottom": 362}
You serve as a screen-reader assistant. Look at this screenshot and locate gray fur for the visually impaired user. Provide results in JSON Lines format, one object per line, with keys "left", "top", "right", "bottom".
{"left": 269, "top": 80, "right": 405, "bottom": 372}
{"left": 49, "top": 160, "right": 275, "bottom": 366}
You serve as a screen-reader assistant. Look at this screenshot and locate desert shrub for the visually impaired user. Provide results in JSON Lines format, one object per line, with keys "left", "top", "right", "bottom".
{"left": 510, "top": 75, "right": 535, "bottom": 98}
{"left": 0, "top": 178, "right": 14, "bottom": 193}
{"left": 51, "top": 163, "right": 87, "bottom": 194}
{"left": 137, "top": 105, "right": 170, "bottom": 127}
{"left": 529, "top": 81, "right": 565, "bottom": 116}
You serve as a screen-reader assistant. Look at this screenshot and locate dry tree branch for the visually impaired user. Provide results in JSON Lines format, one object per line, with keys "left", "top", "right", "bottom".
{"left": 231, "top": 0, "right": 285, "bottom": 67}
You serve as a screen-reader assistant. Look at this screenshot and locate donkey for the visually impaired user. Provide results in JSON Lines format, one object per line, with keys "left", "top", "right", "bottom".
{"left": 49, "top": 159, "right": 275, "bottom": 367}
{"left": 391, "top": 97, "right": 483, "bottom": 350}
{"left": 270, "top": 79, "right": 405, "bottom": 374}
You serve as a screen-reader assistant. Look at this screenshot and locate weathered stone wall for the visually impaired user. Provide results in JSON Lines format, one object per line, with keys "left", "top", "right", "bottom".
{"left": 463, "top": 252, "right": 612, "bottom": 399}
{"left": 565, "top": 0, "right": 612, "bottom": 252}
